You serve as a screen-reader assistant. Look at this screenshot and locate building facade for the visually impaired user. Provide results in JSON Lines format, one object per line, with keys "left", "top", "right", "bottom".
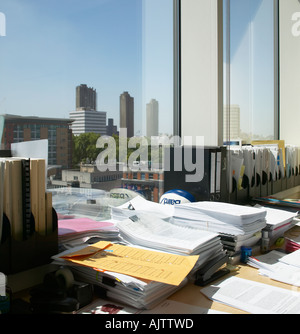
{"left": 69, "top": 110, "right": 107, "bottom": 136}
{"left": 106, "top": 118, "right": 118, "bottom": 136}
{"left": 120, "top": 91, "right": 134, "bottom": 138}
{"left": 76, "top": 84, "right": 97, "bottom": 111}
{"left": 1, "top": 114, "right": 73, "bottom": 169}
{"left": 121, "top": 168, "right": 164, "bottom": 202}
{"left": 146, "top": 99, "right": 159, "bottom": 137}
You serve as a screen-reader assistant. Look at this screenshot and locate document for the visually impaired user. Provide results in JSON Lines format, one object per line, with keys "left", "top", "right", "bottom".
{"left": 61, "top": 241, "right": 199, "bottom": 286}
{"left": 116, "top": 214, "right": 220, "bottom": 255}
{"left": 201, "top": 276, "right": 300, "bottom": 314}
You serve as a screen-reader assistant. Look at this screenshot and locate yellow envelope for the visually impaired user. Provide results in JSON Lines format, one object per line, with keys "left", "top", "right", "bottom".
{"left": 61, "top": 241, "right": 199, "bottom": 286}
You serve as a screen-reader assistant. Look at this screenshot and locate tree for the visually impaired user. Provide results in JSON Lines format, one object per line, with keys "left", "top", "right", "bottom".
{"left": 72, "top": 132, "right": 101, "bottom": 167}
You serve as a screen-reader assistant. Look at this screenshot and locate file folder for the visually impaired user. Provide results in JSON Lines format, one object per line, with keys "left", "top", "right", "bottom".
{"left": 164, "top": 146, "right": 228, "bottom": 202}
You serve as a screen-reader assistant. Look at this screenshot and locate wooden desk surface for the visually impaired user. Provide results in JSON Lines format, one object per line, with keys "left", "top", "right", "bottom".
{"left": 168, "top": 263, "right": 300, "bottom": 314}
{"left": 169, "top": 246, "right": 300, "bottom": 314}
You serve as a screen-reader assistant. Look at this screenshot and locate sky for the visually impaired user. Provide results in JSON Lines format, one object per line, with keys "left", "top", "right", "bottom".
{"left": 0, "top": 0, "right": 174, "bottom": 136}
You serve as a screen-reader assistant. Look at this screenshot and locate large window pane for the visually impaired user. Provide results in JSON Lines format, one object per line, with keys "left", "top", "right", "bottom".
{"left": 0, "top": 0, "right": 174, "bottom": 201}
{"left": 224, "top": 0, "right": 276, "bottom": 143}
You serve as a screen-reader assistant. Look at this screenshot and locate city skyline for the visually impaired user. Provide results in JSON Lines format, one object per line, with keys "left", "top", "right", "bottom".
{"left": 0, "top": 0, "right": 174, "bottom": 137}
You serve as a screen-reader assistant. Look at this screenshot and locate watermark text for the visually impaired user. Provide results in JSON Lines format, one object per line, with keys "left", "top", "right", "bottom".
{"left": 0, "top": 12, "right": 6, "bottom": 37}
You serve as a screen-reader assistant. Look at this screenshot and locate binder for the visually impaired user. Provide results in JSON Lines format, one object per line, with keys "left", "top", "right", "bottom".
{"left": 163, "top": 146, "right": 227, "bottom": 202}
{"left": 21, "top": 158, "right": 33, "bottom": 240}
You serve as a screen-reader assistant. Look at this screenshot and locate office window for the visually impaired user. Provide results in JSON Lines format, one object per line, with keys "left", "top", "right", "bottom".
{"left": 0, "top": 0, "right": 174, "bottom": 196}
{"left": 223, "top": 0, "right": 276, "bottom": 143}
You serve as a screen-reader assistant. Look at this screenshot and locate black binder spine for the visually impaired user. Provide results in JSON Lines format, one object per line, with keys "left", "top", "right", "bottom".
{"left": 21, "top": 158, "right": 32, "bottom": 240}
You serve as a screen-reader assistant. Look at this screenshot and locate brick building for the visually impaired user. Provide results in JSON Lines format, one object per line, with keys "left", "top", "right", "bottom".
{"left": 1, "top": 114, "right": 73, "bottom": 169}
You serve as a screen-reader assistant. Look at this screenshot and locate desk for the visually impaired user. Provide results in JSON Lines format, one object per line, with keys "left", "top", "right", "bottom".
{"left": 8, "top": 225, "right": 300, "bottom": 315}
{"left": 169, "top": 261, "right": 300, "bottom": 314}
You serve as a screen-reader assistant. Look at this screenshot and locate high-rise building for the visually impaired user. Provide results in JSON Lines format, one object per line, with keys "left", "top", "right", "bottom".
{"left": 71, "top": 84, "right": 106, "bottom": 136}
{"left": 120, "top": 91, "right": 134, "bottom": 138}
{"left": 69, "top": 110, "right": 107, "bottom": 136}
{"left": 223, "top": 104, "right": 241, "bottom": 141}
{"left": 106, "top": 118, "right": 118, "bottom": 136}
{"left": 76, "top": 84, "right": 97, "bottom": 111}
{"left": 146, "top": 99, "right": 159, "bottom": 137}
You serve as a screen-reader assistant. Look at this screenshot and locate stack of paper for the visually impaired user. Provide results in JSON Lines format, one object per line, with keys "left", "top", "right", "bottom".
{"left": 172, "top": 201, "right": 267, "bottom": 236}
{"left": 116, "top": 213, "right": 224, "bottom": 275}
{"left": 58, "top": 217, "right": 119, "bottom": 248}
{"left": 247, "top": 249, "right": 300, "bottom": 287}
{"left": 255, "top": 205, "right": 297, "bottom": 244}
{"left": 201, "top": 276, "right": 300, "bottom": 314}
{"left": 52, "top": 241, "right": 196, "bottom": 309}
{"left": 111, "top": 195, "right": 174, "bottom": 221}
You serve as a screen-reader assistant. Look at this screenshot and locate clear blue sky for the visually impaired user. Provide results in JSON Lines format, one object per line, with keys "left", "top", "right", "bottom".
{"left": 0, "top": 0, "right": 174, "bottom": 136}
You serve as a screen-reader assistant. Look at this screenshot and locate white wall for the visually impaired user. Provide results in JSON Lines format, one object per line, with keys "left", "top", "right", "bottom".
{"left": 180, "top": 0, "right": 223, "bottom": 146}
{"left": 279, "top": 0, "right": 300, "bottom": 145}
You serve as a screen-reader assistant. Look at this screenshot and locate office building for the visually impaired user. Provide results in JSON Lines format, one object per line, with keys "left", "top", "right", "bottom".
{"left": 76, "top": 84, "right": 97, "bottom": 111}
{"left": 70, "top": 84, "right": 107, "bottom": 136}
{"left": 1, "top": 114, "right": 73, "bottom": 169}
{"left": 106, "top": 118, "right": 118, "bottom": 136}
{"left": 223, "top": 105, "right": 241, "bottom": 141}
{"left": 51, "top": 163, "right": 123, "bottom": 190}
{"left": 120, "top": 91, "right": 134, "bottom": 138}
{"left": 69, "top": 109, "right": 107, "bottom": 136}
{"left": 146, "top": 99, "right": 159, "bottom": 137}
{"left": 121, "top": 168, "right": 164, "bottom": 203}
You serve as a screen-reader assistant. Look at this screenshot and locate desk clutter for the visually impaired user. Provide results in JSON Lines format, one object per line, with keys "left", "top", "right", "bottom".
{"left": 2, "top": 172, "right": 300, "bottom": 313}
{"left": 0, "top": 156, "right": 58, "bottom": 275}
{"left": 22, "top": 192, "right": 294, "bottom": 314}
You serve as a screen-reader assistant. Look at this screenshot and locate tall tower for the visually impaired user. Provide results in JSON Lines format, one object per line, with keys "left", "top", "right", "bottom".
{"left": 120, "top": 91, "right": 134, "bottom": 137}
{"left": 76, "top": 84, "right": 97, "bottom": 111}
{"left": 146, "top": 99, "right": 159, "bottom": 137}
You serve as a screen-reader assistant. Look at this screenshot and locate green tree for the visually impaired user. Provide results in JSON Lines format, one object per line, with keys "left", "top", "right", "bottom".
{"left": 72, "top": 132, "right": 101, "bottom": 167}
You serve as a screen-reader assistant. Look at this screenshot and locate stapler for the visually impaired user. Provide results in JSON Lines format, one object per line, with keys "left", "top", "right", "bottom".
{"left": 194, "top": 253, "right": 230, "bottom": 286}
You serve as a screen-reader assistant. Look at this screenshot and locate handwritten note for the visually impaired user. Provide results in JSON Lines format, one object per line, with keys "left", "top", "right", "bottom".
{"left": 61, "top": 241, "right": 199, "bottom": 286}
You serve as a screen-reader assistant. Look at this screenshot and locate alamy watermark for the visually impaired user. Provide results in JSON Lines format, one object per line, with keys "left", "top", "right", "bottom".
{"left": 95, "top": 128, "right": 205, "bottom": 183}
{"left": 292, "top": 12, "right": 300, "bottom": 37}
{"left": 0, "top": 12, "right": 6, "bottom": 37}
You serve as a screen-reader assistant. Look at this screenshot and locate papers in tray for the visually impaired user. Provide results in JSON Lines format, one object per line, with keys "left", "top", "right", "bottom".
{"left": 172, "top": 201, "right": 267, "bottom": 235}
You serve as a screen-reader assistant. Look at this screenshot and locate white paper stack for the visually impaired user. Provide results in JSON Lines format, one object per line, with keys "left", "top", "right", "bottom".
{"left": 58, "top": 217, "right": 119, "bottom": 248}
{"left": 111, "top": 195, "right": 174, "bottom": 221}
{"left": 52, "top": 247, "right": 188, "bottom": 310}
{"left": 172, "top": 201, "right": 267, "bottom": 236}
{"left": 247, "top": 249, "right": 300, "bottom": 287}
{"left": 254, "top": 205, "right": 297, "bottom": 243}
